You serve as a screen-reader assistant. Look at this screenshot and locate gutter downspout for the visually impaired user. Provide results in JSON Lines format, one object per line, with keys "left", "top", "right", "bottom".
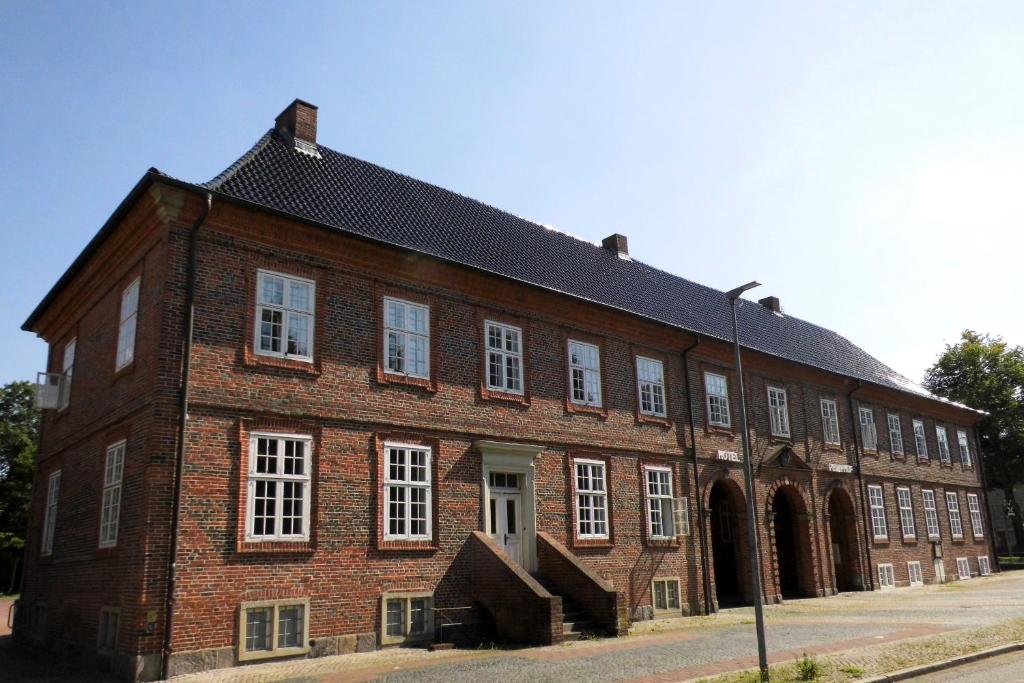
{"left": 846, "top": 381, "right": 875, "bottom": 591}
{"left": 682, "top": 335, "right": 714, "bottom": 615}
{"left": 973, "top": 424, "right": 1001, "bottom": 571}
{"left": 162, "top": 192, "right": 213, "bottom": 680}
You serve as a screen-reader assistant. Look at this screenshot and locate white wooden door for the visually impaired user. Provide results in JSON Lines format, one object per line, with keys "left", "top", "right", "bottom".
{"left": 489, "top": 491, "right": 522, "bottom": 565}
{"left": 933, "top": 558, "right": 946, "bottom": 583}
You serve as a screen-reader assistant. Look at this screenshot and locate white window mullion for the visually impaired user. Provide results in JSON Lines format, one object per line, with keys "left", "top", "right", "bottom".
{"left": 384, "top": 443, "right": 432, "bottom": 541}
{"left": 768, "top": 386, "right": 790, "bottom": 437}
{"left": 568, "top": 341, "right": 602, "bottom": 407}
{"left": 705, "top": 373, "right": 731, "bottom": 427}
{"left": 868, "top": 484, "right": 887, "bottom": 540}
{"left": 115, "top": 278, "right": 140, "bottom": 370}
{"left": 246, "top": 434, "right": 312, "bottom": 542}
{"left": 887, "top": 414, "right": 904, "bottom": 455}
{"left": 41, "top": 470, "right": 61, "bottom": 556}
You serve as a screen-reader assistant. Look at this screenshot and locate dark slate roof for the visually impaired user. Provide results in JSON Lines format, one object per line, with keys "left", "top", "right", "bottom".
{"left": 201, "top": 130, "right": 940, "bottom": 403}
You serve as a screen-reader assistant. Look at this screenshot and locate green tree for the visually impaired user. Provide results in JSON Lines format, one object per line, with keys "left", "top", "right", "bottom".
{"left": 924, "top": 331, "right": 1024, "bottom": 545}
{"left": 0, "top": 381, "right": 39, "bottom": 593}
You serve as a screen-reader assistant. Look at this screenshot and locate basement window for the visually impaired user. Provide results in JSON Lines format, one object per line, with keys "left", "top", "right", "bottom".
{"left": 956, "top": 557, "right": 971, "bottom": 580}
{"left": 238, "top": 599, "right": 310, "bottom": 661}
{"left": 651, "top": 578, "right": 681, "bottom": 616}
{"left": 978, "top": 556, "right": 991, "bottom": 575}
{"left": 907, "top": 561, "right": 923, "bottom": 587}
{"left": 877, "top": 563, "right": 895, "bottom": 589}
{"left": 380, "top": 592, "right": 433, "bottom": 645}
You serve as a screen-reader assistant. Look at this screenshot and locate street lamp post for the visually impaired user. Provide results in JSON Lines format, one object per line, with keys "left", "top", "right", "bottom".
{"left": 725, "top": 281, "right": 769, "bottom": 682}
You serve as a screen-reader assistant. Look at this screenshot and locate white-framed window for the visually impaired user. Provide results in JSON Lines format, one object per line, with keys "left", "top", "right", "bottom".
{"left": 484, "top": 321, "right": 523, "bottom": 394}
{"left": 651, "top": 578, "right": 681, "bottom": 615}
{"left": 384, "top": 297, "right": 429, "bottom": 378}
{"left": 967, "top": 493, "right": 984, "bottom": 539}
{"left": 239, "top": 598, "right": 310, "bottom": 661}
{"left": 868, "top": 484, "right": 887, "bottom": 540}
{"left": 59, "top": 338, "right": 75, "bottom": 411}
{"left": 115, "top": 277, "right": 140, "bottom": 370}
{"left": 41, "top": 470, "right": 61, "bottom": 556}
{"left": 381, "top": 593, "right": 433, "bottom": 645}
{"left": 568, "top": 340, "right": 602, "bottom": 407}
{"left": 922, "top": 489, "right": 941, "bottom": 539}
{"left": 98, "top": 441, "right": 125, "bottom": 548}
{"left": 645, "top": 467, "right": 675, "bottom": 539}
{"left": 820, "top": 399, "right": 841, "bottom": 446}
{"left": 256, "top": 270, "right": 315, "bottom": 361}
{"left": 767, "top": 386, "right": 790, "bottom": 437}
{"left": 956, "top": 557, "right": 971, "bottom": 580}
{"left": 246, "top": 434, "right": 312, "bottom": 542}
{"left": 859, "top": 407, "right": 877, "bottom": 451}
{"left": 978, "top": 556, "right": 992, "bottom": 575}
{"left": 913, "top": 419, "right": 929, "bottom": 460}
{"left": 98, "top": 607, "right": 119, "bottom": 652}
{"left": 957, "top": 430, "right": 972, "bottom": 467}
{"left": 946, "top": 491, "right": 964, "bottom": 538}
{"left": 636, "top": 357, "right": 667, "bottom": 417}
{"left": 705, "top": 372, "right": 730, "bottom": 427}
{"left": 384, "top": 443, "right": 432, "bottom": 541}
{"left": 907, "top": 561, "right": 923, "bottom": 587}
{"left": 936, "top": 426, "right": 952, "bottom": 464}
{"left": 887, "top": 414, "right": 904, "bottom": 456}
{"left": 575, "top": 459, "right": 609, "bottom": 538}
{"left": 877, "top": 563, "right": 895, "bottom": 588}
{"left": 896, "top": 487, "right": 916, "bottom": 539}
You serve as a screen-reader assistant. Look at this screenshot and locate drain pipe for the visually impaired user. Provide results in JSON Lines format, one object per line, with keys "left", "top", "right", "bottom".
{"left": 846, "top": 381, "right": 875, "bottom": 591}
{"left": 161, "top": 191, "right": 213, "bottom": 680}
{"left": 682, "top": 335, "right": 714, "bottom": 615}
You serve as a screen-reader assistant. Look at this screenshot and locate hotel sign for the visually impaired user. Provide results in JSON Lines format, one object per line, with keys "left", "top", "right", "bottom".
{"left": 716, "top": 450, "right": 741, "bottom": 463}
{"left": 827, "top": 463, "right": 854, "bottom": 473}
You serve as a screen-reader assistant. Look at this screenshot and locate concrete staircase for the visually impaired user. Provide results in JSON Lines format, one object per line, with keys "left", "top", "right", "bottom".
{"left": 536, "top": 578, "right": 595, "bottom": 641}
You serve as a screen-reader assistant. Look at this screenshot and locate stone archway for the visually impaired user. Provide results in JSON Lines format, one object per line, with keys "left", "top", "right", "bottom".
{"left": 826, "top": 485, "right": 862, "bottom": 593}
{"left": 766, "top": 483, "right": 816, "bottom": 600}
{"left": 707, "top": 477, "right": 752, "bottom": 608}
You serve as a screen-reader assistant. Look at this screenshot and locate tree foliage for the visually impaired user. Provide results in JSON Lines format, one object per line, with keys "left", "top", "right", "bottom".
{"left": 0, "top": 380, "right": 39, "bottom": 592}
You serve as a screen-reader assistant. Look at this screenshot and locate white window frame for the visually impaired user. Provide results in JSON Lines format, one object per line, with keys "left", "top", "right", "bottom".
{"left": 956, "top": 557, "right": 971, "bottom": 580}
{"left": 946, "top": 491, "right": 964, "bottom": 539}
{"left": 98, "top": 441, "right": 126, "bottom": 548}
{"left": 868, "top": 484, "right": 888, "bottom": 540}
{"left": 574, "top": 458, "right": 609, "bottom": 539}
{"left": 767, "top": 386, "right": 790, "bottom": 437}
{"left": 967, "top": 493, "right": 984, "bottom": 539}
{"left": 913, "top": 419, "right": 929, "bottom": 460}
{"left": 255, "top": 270, "right": 315, "bottom": 362}
{"left": 978, "top": 556, "right": 991, "bottom": 575}
{"left": 484, "top": 320, "right": 523, "bottom": 394}
{"left": 922, "top": 489, "right": 941, "bottom": 539}
{"left": 651, "top": 577, "right": 682, "bottom": 616}
{"left": 859, "top": 407, "right": 878, "bottom": 451}
{"left": 877, "top": 563, "right": 895, "bottom": 589}
{"left": 246, "top": 433, "right": 313, "bottom": 542}
{"left": 383, "top": 297, "right": 430, "bottom": 378}
{"left": 381, "top": 592, "right": 434, "bottom": 645}
{"left": 238, "top": 598, "right": 310, "bottom": 661}
{"left": 383, "top": 442, "right": 432, "bottom": 541}
{"left": 705, "top": 372, "right": 731, "bottom": 427}
{"left": 97, "top": 607, "right": 120, "bottom": 653}
{"left": 644, "top": 466, "right": 675, "bottom": 539}
{"left": 636, "top": 356, "right": 667, "bottom": 417}
{"left": 115, "top": 277, "right": 140, "bottom": 370}
{"left": 896, "top": 487, "right": 916, "bottom": 539}
{"left": 957, "top": 430, "right": 972, "bottom": 467}
{"left": 41, "top": 470, "right": 61, "bottom": 556}
{"left": 59, "top": 338, "right": 75, "bottom": 411}
{"left": 568, "top": 340, "right": 602, "bottom": 407}
{"left": 820, "top": 398, "right": 841, "bottom": 446}
{"left": 907, "top": 561, "right": 923, "bottom": 587}
{"left": 887, "top": 414, "right": 904, "bottom": 456}
{"left": 936, "top": 425, "right": 952, "bottom": 464}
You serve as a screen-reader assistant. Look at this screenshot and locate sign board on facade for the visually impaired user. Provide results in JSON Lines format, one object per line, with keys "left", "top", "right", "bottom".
{"left": 716, "top": 450, "right": 741, "bottom": 463}
{"left": 827, "top": 463, "right": 854, "bottom": 473}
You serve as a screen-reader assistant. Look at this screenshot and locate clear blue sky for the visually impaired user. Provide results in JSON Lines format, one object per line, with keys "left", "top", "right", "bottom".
{"left": 2, "top": 2, "right": 1022, "bottom": 386}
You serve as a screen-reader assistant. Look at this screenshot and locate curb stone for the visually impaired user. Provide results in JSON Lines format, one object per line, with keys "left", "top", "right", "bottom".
{"left": 860, "top": 641, "right": 1024, "bottom": 682}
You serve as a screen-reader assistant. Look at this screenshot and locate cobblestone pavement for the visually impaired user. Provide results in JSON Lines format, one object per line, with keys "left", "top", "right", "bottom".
{"left": 908, "top": 649, "right": 1024, "bottom": 682}
{"left": 163, "top": 573, "right": 1024, "bottom": 683}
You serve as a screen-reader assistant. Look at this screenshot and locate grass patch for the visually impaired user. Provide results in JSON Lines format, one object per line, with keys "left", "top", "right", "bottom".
{"left": 796, "top": 654, "right": 820, "bottom": 680}
{"left": 838, "top": 664, "right": 864, "bottom": 677}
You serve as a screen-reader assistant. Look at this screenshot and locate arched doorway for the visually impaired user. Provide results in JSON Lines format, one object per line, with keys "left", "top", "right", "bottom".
{"left": 709, "top": 480, "right": 749, "bottom": 607}
{"left": 771, "top": 486, "right": 813, "bottom": 599}
{"left": 828, "top": 487, "right": 860, "bottom": 592}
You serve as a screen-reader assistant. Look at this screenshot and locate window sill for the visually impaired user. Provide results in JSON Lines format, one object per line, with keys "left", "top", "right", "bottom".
{"left": 902, "top": 536, "right": 918, "bottom": 544}
{"left": 862, "top": 448, "right": 879, "bottom": 457}
{"left": 823, "top": 444, "right": 843, "bottom": 452}
{"left": 872, "top": 537, "right": 890, "bottom": 546}
{"left": 705, "top": 425, "right": 735, "bottom": 438}
{"left": 245, "top": 351, "right": 321, "bottom": 376}
{"left": 378, "top": 539, "right": 438, "bottom": 552}
{"left": 572, "top": 537, "right": 613, "bottom": 550}
{"left": 377, "top": 369, "right": 437, "bottom": 393}
{"left": 637, "top": 413, "right": 672, "bottom": 428}
{"left": 644, "top": 537, "right": 681, "bottom": 549}
{"left": 239, "top": 645, "right": 309, "bottom": 662}
{"left": 237, "top": 540, "right": 315, "bottom": 554}
{"left": 480, "top": 386, "right": 529, "bottom": 405}
{"left": 112, "top": 361, "right": 136, "bottom": 384}
{"left": 566, "top": 401, "right": 607, "bottom": 418}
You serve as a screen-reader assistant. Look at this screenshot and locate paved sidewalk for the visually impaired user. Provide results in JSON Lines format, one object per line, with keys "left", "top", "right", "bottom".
{"left": 165, "top": 572, "right": 1024, "bottom": 683}
{"left": 908, "top": 649, "right": 1024, "bottom": 682}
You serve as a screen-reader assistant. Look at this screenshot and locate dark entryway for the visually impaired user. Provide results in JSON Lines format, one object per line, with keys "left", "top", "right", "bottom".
{"left": 772, "top": 486, "right": 812, "bottom": 599}
{"left": 828, "top": 488, "right": 860, "bottom": 592}
{"left": 709, "top": 480, "right": 749, "bottom": 607}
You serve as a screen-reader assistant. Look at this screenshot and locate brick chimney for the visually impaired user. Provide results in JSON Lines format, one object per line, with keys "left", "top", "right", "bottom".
{"left": 274, "top": 99, "right": 319, "bottom": 155}
{"left": 601, "top": 233, "right": 629, "bottom": 258}
{"left": 758, "top": 296, "right": 782, "bottom": 314}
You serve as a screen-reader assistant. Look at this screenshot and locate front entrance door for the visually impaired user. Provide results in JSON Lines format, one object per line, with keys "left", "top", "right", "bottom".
{"left": 933, "top": 558, "right": 946, "bottom": 584}
{"left": 488, "top": 472, "right": 522, "bottom": 565}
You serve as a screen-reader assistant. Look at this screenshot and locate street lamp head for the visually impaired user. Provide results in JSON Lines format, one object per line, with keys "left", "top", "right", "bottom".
{"left": 725, "top": 281, "right": 762, "bottom": 301}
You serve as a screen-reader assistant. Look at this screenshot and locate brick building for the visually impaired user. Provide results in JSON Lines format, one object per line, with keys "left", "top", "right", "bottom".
{"left": 16, "top": 100, "right": 996, "bottom": 680}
